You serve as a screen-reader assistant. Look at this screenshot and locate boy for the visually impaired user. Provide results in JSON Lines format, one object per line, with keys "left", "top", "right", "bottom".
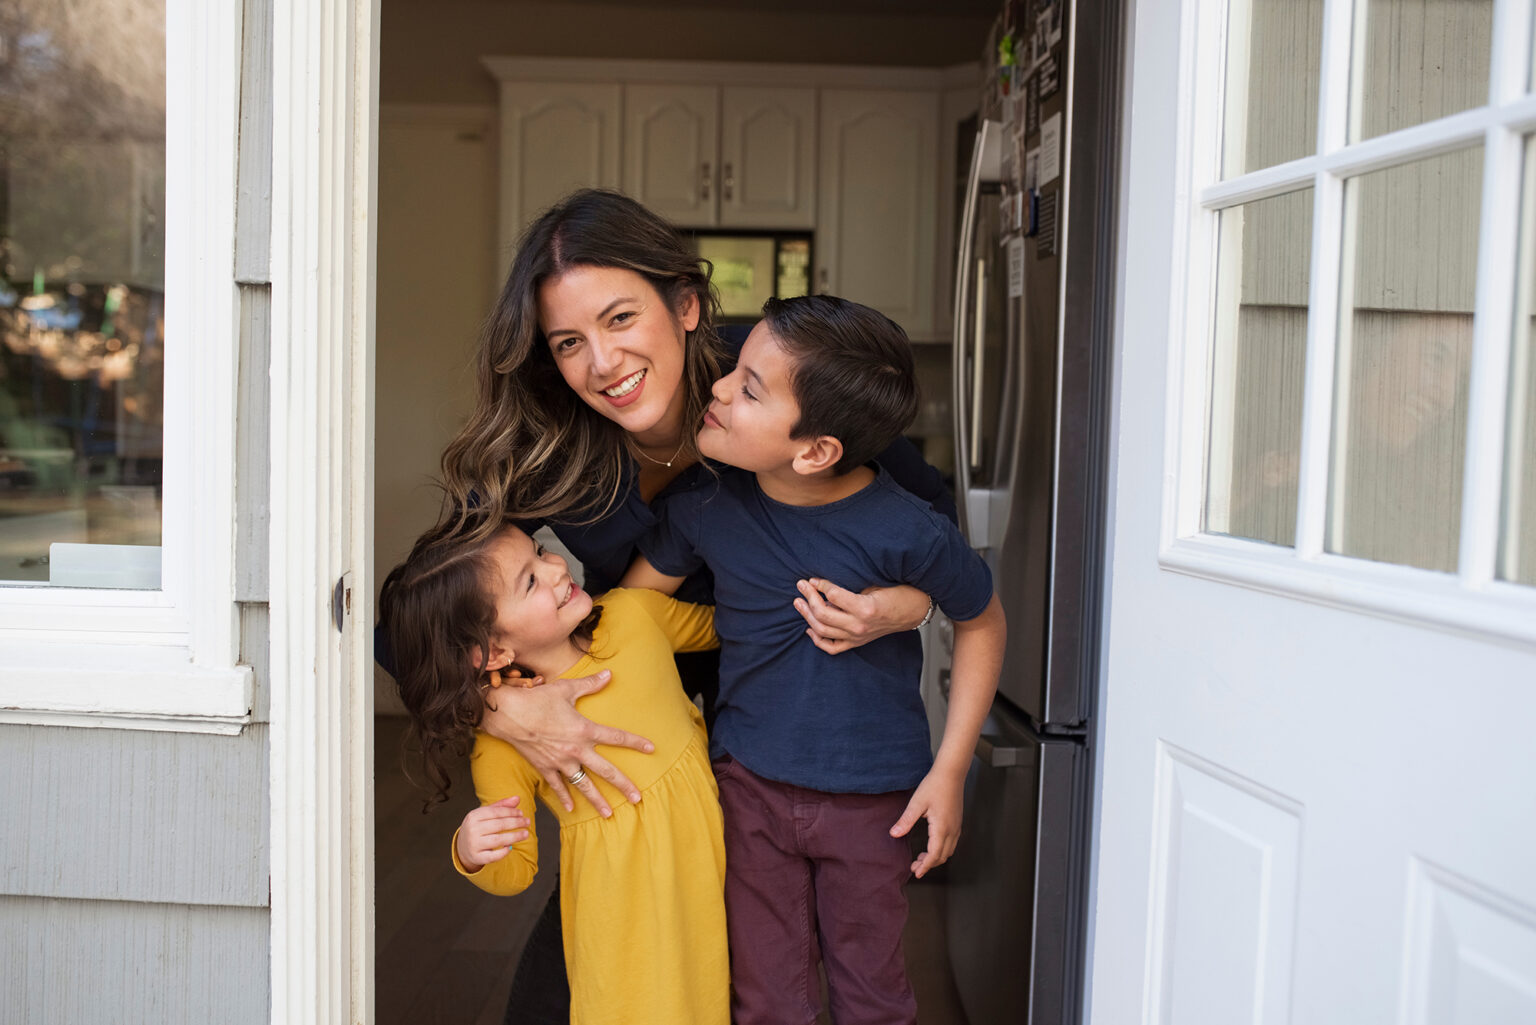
{"left": 622, "top": 294, "right": 1005, "bottom": 1025}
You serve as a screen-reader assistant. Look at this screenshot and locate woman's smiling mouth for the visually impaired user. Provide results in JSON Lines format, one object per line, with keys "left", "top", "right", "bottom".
{"left": 603, "top": 369, "right": 646, "bottom": 398}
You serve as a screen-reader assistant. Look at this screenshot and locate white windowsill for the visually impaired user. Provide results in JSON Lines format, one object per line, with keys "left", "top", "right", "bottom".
{"left": 0, "top": 640, "right": 253, "bottom": 735}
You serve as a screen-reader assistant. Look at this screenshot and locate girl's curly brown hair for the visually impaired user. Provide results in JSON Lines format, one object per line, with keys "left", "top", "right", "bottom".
{"left": 377, "top": 513, "right": 600, "bottom": 807}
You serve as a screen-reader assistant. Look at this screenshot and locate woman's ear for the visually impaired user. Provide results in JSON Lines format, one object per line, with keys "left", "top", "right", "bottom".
{"left": 791, "top": 435, "right": 844, "bottom": 476}
{"left": 677, "top": 289, "right": 701, "bottom": 333}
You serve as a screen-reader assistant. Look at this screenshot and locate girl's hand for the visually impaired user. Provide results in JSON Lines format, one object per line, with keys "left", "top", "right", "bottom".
{"left": 479, "top": 670, "right": 655, "bottom": 816}
{"left": 793, "top": 579, "right": 932, "bottom": 654}
{"left": 456, "top": 796, "right": 531, "bottom": 873}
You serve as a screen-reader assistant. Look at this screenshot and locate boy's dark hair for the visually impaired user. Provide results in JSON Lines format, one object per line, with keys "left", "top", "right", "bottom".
{"left": 377, "top": 512, "right": 599, "bottom": 808}
{"left": 761, "top": 294, "right": 919, "bottom": 474}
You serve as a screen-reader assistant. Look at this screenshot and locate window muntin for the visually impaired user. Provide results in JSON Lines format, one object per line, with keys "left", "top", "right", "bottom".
{"left": 0, "top": 0, "right": 165, "bottom": 589}
{"left": 1205, "top": 189, "right": 1313, "bottom": 546}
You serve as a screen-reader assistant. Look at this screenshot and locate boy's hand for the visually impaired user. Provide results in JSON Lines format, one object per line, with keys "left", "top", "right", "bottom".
{"left": 889, "top": 764, "right": 966, "bottom": 878}
{"left": 456, "top": 796, "right": 531, "bottom": 873}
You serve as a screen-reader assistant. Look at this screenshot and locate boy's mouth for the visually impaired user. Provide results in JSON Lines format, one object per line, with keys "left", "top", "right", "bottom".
{"left": 702, "top": 407, "right": 722, "bottom": 430}
{"left": 603, "top": 369, "right": 645, "bottom": 398}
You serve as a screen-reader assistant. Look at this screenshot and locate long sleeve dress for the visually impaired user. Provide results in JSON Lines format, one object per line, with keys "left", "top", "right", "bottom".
{"left": 450, "top": 587, "right": 728, "bottom": 1025}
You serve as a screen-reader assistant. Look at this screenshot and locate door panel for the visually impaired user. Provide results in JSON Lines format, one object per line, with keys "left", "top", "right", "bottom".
{"left": 624, "top": 84, "right": 718, "bottom": 228}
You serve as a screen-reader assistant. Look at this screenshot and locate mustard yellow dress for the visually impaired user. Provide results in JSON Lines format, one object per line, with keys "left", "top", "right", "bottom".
{"left": 451, "top": 587, "right": 728, "bottom": 1025}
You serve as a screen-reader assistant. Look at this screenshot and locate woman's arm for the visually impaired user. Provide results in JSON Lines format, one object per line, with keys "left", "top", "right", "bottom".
{"left": 792, "top": 578, "right": 933, "bottom": 655}
{"left": 479, "top": 673, "right": 655, "bottom": 816}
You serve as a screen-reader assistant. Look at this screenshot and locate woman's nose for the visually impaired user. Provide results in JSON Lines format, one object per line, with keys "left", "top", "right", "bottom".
{"left": 587, "top": 335, "right": 620, "bottom": 375}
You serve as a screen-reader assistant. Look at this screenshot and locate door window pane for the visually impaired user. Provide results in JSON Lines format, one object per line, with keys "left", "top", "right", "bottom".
{"left": 0, "top": 0, "right": 165, "bottom": 588}
{"left": 1221, "top": 0, "right": 1323, "bottom": 177}
{"left": 1355, "top": 0, "right": 1493, "bottom": 141}
{"left": 1206, "top": 189, "right": 1313, "bottom": 545}
{"left": 1328, "top": 147, "right": 1482, "bottom": 571}
{"left": 1502, "top": 137, "right": 1536, "bottom": 585}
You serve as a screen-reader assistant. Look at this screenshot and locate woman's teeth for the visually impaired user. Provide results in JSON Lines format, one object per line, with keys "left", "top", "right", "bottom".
{"left": 604, "top": 370, "right": 645, "bottom": 397}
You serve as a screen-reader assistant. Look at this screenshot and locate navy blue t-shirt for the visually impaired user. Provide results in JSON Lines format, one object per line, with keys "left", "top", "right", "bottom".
{"left": 640, "top": 466, "right": 993, "bottom": 794}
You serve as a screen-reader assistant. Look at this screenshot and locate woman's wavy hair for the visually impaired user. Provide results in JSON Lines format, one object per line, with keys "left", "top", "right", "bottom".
{"left": 440, "top": 188, "right": 726, "bottom": 538}
{"left": 377, "top": 514, "right": 600, "bottom": 807}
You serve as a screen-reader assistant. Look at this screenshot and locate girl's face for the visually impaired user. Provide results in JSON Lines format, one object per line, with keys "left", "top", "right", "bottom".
{"left": 538, "top": 265, "right": 700, "bottom": 446}
{"left": 482, "top": 528, "right": 593, "bottom": 674}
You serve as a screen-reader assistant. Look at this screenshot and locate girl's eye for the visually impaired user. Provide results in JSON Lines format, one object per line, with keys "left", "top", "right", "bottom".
{"left": 526, "top": 572, "right": 536, "bottom": 594}
{"left": 535, "top": 544, "right": 545, "bottom": 557}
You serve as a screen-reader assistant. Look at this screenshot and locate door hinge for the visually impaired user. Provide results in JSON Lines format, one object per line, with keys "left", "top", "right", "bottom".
{"left": 331, "top": 573, "right": 353, "bottom": 632}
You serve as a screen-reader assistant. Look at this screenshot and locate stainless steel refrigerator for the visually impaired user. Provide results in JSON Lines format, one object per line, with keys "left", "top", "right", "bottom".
{"left": 934, "top": 0, "right": 1122, "bottom": 1021}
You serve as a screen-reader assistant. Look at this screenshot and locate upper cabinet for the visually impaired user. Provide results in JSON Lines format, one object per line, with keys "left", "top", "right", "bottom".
{"left": 483, "top": 59, "right": 970, "bottom": 340}
{"left": 817, "top": 89, "right": 940, "bottom": 339}
{"left": 626, "top": 85, "right": 816, "bottom": 229}
{"left": 493, "top": 81, "right": 622, "bottom": 259}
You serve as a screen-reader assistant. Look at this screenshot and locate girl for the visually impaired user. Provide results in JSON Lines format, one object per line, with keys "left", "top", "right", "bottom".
{"left": 378, "top": 517, "right": 727, "bottom": 1025}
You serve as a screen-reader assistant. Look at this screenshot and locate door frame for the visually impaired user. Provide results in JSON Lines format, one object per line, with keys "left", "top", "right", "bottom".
{"left": 267, "top": 0, "right": 378, "bottom": 1021}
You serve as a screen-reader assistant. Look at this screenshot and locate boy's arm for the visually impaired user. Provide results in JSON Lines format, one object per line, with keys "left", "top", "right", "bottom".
{"left": 619, "top": 552, "right": 688, "bottom": 595}
{"left": 890, "top": 593, "right": 1005, "bottom": 878}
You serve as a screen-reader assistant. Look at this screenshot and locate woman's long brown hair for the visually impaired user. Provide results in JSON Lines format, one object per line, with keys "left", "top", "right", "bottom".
{"left": 439, "top": 188, "right": 726, "bottom": 538}
{"left": 377, "top": 517, "right": 600, "bottom": 807}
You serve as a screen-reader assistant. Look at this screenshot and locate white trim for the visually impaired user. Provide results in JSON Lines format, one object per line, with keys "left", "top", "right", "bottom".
{"left": 482, "top": 55, "right": 957, "bottom": 91}
{"left": 268, "top": 0, "right": 376, "bottom": 1021}
{"left": 0, "top": 0, "right": 247, "bottom": 732}
{"left": 1161, "top": 533, "right": 1536, "bottom": 648}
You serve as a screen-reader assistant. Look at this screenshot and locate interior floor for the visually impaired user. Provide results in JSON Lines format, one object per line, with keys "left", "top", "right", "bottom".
{"left": 375, "top": 714, "right": 970, "bottom": 1024}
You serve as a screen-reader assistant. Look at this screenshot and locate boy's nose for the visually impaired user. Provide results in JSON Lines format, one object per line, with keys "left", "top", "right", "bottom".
{"left": 711, "top": 374, "right": 732, "bottom": 404}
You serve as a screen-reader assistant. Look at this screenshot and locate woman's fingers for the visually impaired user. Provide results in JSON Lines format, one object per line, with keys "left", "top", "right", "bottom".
{"left": 566, "top": 768, "right": 614, "bottom": 818}
{"left": 795, "top": 578, "right": 868, "bottom": 640}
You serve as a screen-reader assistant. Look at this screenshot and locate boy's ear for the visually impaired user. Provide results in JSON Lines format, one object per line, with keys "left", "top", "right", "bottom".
{"left": 790, "top": 434, "right": 844, "bottom": 476}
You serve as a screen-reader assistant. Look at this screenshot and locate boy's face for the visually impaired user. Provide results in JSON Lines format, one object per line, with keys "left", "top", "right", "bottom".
{"left": 698, "top": 321, "right": 806, "bottom": 473}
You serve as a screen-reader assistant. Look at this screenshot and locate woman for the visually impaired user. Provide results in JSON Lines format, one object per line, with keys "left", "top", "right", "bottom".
{"left": 399, "top": 188, "right": 951, "bottom": 1023}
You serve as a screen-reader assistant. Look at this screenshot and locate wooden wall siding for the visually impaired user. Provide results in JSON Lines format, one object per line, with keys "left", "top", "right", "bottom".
{"left": 241, "top": 602, "right": 271, "bottom": 723}
{"left": 1236, "top": 189, "right": 1314, "bottom": 308}
{"left": 0, "top": 724, "right": 269, "bottom": 907}
{"left": 1506, "top": 316, "right": 1536, "bottom": 583}
{"left": 1232, "top": 0, "right": 1324, "bottom": 176}
{"left": 0, "top": 896, "right": 267, "bottom": 1025}
{"left": 1359, "top": 0, "right": 1493, "bottom": 140}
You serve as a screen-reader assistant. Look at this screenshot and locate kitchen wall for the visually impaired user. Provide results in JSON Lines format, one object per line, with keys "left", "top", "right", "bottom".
{"left": 374, "top": 1, "right": 986, "bottom": 711}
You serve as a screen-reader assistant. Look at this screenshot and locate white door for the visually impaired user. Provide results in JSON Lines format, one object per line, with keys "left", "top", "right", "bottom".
{"left": 1090, "top": 0, "right": 1536, "bottom": 1021}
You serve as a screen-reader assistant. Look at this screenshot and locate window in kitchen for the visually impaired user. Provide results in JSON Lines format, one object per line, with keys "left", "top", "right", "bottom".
{"left": 1174, "top": 0, "right": 1536, "bottom": 639}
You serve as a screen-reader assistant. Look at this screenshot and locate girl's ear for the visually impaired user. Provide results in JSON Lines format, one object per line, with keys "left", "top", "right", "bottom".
{"left": 471, "top": 640, "right": 515, "bottom": 673}
{"left": 791, "top": 435, "right": 844, "bottom": 476}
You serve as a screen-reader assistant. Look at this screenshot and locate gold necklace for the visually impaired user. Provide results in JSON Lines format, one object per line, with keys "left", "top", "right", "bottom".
{"left": 632, "top": 437, "right": 688, "bottom": 469}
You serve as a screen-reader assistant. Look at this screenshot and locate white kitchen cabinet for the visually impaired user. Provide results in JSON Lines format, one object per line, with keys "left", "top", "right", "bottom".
{"left": 817, "top": 89, "right": 940, "bottom": 339}
{"left": 625, "top": 84, "right": 816, "bottom": 229}
{"left": 493, "top": 81, "right": 622, "bottom": 259}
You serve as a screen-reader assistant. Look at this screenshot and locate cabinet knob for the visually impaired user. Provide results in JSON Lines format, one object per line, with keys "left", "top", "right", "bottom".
{"left": 701, "top": 161, "right": 712, "bottom": 202}
{"left": 723, "top": 161, "right": 734, "bottom": 202}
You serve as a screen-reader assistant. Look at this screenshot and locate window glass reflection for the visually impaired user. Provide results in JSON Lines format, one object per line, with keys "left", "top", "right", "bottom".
{"left": 1221, "top": 0, "right": 1323, "bottom": 177}
{"left": 1501, "top": 137, "right": 1536, "bottom": 585}
{"left": 0, "top": 0, "right": 165, "bottom": 587}
{"left": 1205, "top": 189, "right": 1313, "bottom": 545}
{"left": 1355, "top": 0, "right": 1493, "bottom": 141}
{"left": 1329, "top": 148, "right": 1482, "bottom": 572}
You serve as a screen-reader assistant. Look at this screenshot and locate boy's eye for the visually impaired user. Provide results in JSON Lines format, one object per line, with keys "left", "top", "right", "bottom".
{"left": 740, "top": 384, "right": 756, "bottom": 401}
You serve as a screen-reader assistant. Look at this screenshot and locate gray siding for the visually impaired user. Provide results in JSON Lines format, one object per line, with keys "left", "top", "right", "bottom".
{"left": 1, "top": 896, "right": 268, "bottom": 1025}
{"left": 0, "top": 724, "right": 269, "bottom": 907}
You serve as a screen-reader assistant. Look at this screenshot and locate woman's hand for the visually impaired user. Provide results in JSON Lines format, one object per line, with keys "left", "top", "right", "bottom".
{"left": 456, "top": 795, "right": 530, "bottom": 873}
{"left": 793, "top": 579, "right": 932, "bottom": 654}
{"left": 479, "top": 670, "right": 655, "bottom": 816}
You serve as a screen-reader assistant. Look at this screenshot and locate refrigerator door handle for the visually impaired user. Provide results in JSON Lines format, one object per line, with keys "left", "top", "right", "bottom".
{"left": 976, "top": 734, "right": 1029, "bottom": 768}
{"left": 952, "top": 120, "right": 1004, "bottom": 547}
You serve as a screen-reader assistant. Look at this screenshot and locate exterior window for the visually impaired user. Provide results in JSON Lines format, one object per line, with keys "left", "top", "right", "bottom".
{"left": 1505, "top": 134, "right": 1536, "bottom": 585}
{"left": 0, "top": 1, "right": 165, "bottom": 590}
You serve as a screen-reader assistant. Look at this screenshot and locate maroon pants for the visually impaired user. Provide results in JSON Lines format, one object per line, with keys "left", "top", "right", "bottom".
{"left": 713, "top": 755, "right": 918, "bottom": 1025}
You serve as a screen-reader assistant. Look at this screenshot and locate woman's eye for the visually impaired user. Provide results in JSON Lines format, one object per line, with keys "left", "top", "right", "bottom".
{"left": 611, "top": 311, "right": 635, "bottom": 326}
{"left": 551, "top": 337, "right": 578, "bottom": 354}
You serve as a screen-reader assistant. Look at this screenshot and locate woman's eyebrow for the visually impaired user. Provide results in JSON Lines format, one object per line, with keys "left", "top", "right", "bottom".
{"left": 596, "top": 296, "right": 639, "bottom": 319}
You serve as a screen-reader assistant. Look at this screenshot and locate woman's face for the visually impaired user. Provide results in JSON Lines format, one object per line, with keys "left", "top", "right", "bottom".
{"left": 538, "top": 265, "right": 700, "bottom": 444}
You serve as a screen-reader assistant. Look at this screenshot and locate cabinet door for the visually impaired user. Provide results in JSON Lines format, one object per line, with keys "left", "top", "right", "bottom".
{"left": 624, "top": 84, "right": 719, "bottom": 228}
{"left": 719, "top": 87, "right": 817, "bottom": 229}
{"left": 817, "top": 89, "right": 939, "bottom": 338}
{"left": 496, "top": 81, "right": 621, "bottom": 260}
